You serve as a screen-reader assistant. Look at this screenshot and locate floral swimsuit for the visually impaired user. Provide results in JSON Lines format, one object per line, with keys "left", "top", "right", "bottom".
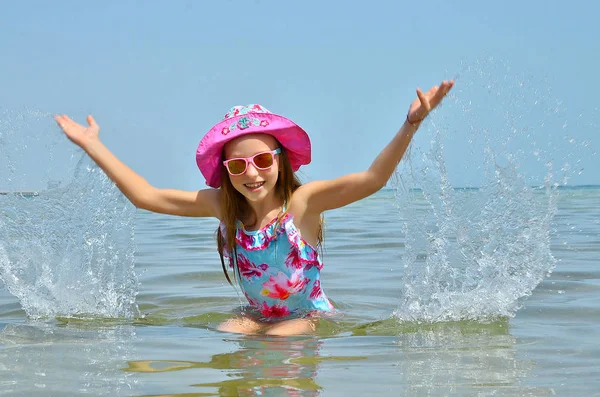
{"left": 220, "top": 212, "right": 334, "bottom": 320}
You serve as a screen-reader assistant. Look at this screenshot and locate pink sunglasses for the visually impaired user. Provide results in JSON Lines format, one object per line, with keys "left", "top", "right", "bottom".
{"left": 223, "top": 148, "right": 281, "bottom": 176}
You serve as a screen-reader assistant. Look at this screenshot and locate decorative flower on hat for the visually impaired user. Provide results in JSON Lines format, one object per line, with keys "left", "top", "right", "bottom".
{"left": 237, "top": 117, "right": 251, "bottom": 130}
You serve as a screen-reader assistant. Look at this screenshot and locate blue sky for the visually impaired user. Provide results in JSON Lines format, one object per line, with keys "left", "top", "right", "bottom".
{"left": 1, "top": 0, "right": 598, "bottom": 191}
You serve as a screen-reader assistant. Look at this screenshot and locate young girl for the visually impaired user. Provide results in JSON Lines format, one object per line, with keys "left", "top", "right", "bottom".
{"left": 54, "top": 80, "right": 454, "bottom": 336}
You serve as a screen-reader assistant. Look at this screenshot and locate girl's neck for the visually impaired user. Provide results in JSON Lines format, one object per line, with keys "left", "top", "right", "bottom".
{"left": 244, "top": 192, "right": 284, "bottom": 229}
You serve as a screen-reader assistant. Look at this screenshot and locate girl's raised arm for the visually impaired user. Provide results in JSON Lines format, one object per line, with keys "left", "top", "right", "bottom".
{"left": 54, "top": 115, "right": 220, "bottom": 218}
{"left": 296, "top": 80, "right": 454, "bottom": 215}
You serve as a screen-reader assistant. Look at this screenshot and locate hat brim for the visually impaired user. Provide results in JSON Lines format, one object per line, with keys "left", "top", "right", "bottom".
{"left": 196, "top": 113, "right": 311, "bottom": 188}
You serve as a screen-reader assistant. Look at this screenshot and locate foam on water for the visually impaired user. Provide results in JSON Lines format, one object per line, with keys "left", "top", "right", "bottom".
{"left": 392, "top": 59, "right": 587, "bottom": 322}
{"left": 0, "top": 110, "right": 138, "bottom": 319}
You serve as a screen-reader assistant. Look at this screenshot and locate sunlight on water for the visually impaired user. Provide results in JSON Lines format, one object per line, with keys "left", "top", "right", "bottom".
{"left": 391, "top": 58, "right": 586, "bottom": 322}
{"left": 0, "top": 110, "right": 138, "bottom": 319}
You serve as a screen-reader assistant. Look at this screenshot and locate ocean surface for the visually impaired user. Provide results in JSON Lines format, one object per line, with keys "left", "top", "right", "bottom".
{"left": 0, "top": 185, "right": 598, "bottom": 396}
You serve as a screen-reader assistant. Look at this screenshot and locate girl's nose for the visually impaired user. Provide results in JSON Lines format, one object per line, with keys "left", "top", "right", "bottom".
{"left": 245, "top": 162, "right": 259, "bottom": 177}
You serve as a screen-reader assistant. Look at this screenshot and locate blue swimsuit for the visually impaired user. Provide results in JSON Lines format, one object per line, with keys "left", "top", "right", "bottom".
{"left": 220, "top": 213, "right": 334, "bottom": 319}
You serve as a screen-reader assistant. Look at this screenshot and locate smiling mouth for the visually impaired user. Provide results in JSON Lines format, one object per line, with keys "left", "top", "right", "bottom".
{"left": 244, "top": 182, "right": 265, "bottom": 189}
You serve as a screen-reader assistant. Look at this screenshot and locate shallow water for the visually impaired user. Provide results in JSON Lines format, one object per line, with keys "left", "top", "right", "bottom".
{"left": 0, "top": 187, "right": 599, "bottom": 396}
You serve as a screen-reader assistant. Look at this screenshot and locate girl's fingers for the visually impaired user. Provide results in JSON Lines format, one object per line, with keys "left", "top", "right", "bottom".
{"left": 432, "top": 87, "right": 446, "bottom": 104}
{"left": 59, "top": 115, "right": 70, "bottom": 126}
{"left": 54, "top": 114, "right": 81, "bottom": 134}
{"left": 64, "top": 119, "right": 76, "bottom": 130}
{"left": 441, "top": 80, "right": 453, "bottom": 95}
{"left": 87, "top": 115, "right": 97, "bottom": 127}
{"left": 416, "top": 88, "right": 431, "bottom": 112}
{"left": 54, "top": 115, "right": 68, "bottom": 129}
{"left": 430, "top": 81, "right": 452, "bottom": 106}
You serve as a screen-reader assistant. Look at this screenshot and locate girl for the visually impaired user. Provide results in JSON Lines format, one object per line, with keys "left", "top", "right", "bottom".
{"left": 54, "top": 80, "right": 454, "bottom": 336}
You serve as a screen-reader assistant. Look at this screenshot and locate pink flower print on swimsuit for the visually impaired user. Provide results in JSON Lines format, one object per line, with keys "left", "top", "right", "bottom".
{"left": 260, "top": 302, "right": 291, "bottom": 318}
{"left": 285, "top": 244, "right": 321, "bottom": 271}
{"left": 309, "top": 280, "right": 323, "bottom": 300}
{"left": 220, "top": 213, "right": 334, "bottom": 319}
{"left": 236, "top": 254, "right": 268, "bottom": 281}
{"left": 261, "top": 271, "right": 309, "bottom": 300}
{"left": 284, "top": 247, "right": 304, "bottom": 270}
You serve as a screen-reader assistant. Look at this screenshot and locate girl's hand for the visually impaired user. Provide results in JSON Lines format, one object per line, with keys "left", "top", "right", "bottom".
{"left": 407, "top": 80, "right": 454, "bottom": 126}
{"left": 54, "top": 114, "right": 100, "bottom": 149}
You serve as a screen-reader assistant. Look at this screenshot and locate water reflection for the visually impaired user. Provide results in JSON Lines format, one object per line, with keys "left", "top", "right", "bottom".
{"left": 387, "top": 320, "right": 553, "bottom": 396}
{"left": 126, "top": 335, "right": 363, "bottom": 397}
{"left": 0, "top": 321, "right": 137, "bottom": 396}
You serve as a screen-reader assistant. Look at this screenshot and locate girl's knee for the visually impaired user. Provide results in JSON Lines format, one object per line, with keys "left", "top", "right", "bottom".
{"left": 264, "top": 318, "right": 316, "bottom": 336}
{"left": 218, "top": 316, "right": 264, "bottom": 335}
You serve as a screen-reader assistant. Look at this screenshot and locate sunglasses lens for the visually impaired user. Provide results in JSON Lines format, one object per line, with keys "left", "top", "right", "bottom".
{"left": 226, "top": 159, "right": 246, "bottom": 175}
{"left": 253, "top": 153, "right": 274, "bottom": 169}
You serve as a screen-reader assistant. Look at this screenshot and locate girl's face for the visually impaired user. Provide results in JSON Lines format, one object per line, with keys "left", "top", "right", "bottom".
{"left": 223, "top": 134, "right": 280, "bottom": 202}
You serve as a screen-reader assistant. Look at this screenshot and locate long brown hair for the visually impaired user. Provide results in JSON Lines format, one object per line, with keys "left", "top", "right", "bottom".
{"left": 216, "top": 144, "right": 323, "bottom": 286}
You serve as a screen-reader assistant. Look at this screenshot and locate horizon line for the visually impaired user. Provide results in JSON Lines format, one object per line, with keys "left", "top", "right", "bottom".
{"left": 2, "top": 184, "right": 600, "bottom": 196}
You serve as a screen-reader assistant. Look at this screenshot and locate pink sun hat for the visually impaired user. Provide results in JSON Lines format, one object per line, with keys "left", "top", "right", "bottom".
{"left": 196, "top": 104, "right": 312, "bottom": 188}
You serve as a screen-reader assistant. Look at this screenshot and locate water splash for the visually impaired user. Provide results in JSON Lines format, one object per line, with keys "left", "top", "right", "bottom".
{"left": 391, "top": 58, "right": 586, "bottom": 322}
{"left": 0, "top": 110, "right": 139, "bottom": 319}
